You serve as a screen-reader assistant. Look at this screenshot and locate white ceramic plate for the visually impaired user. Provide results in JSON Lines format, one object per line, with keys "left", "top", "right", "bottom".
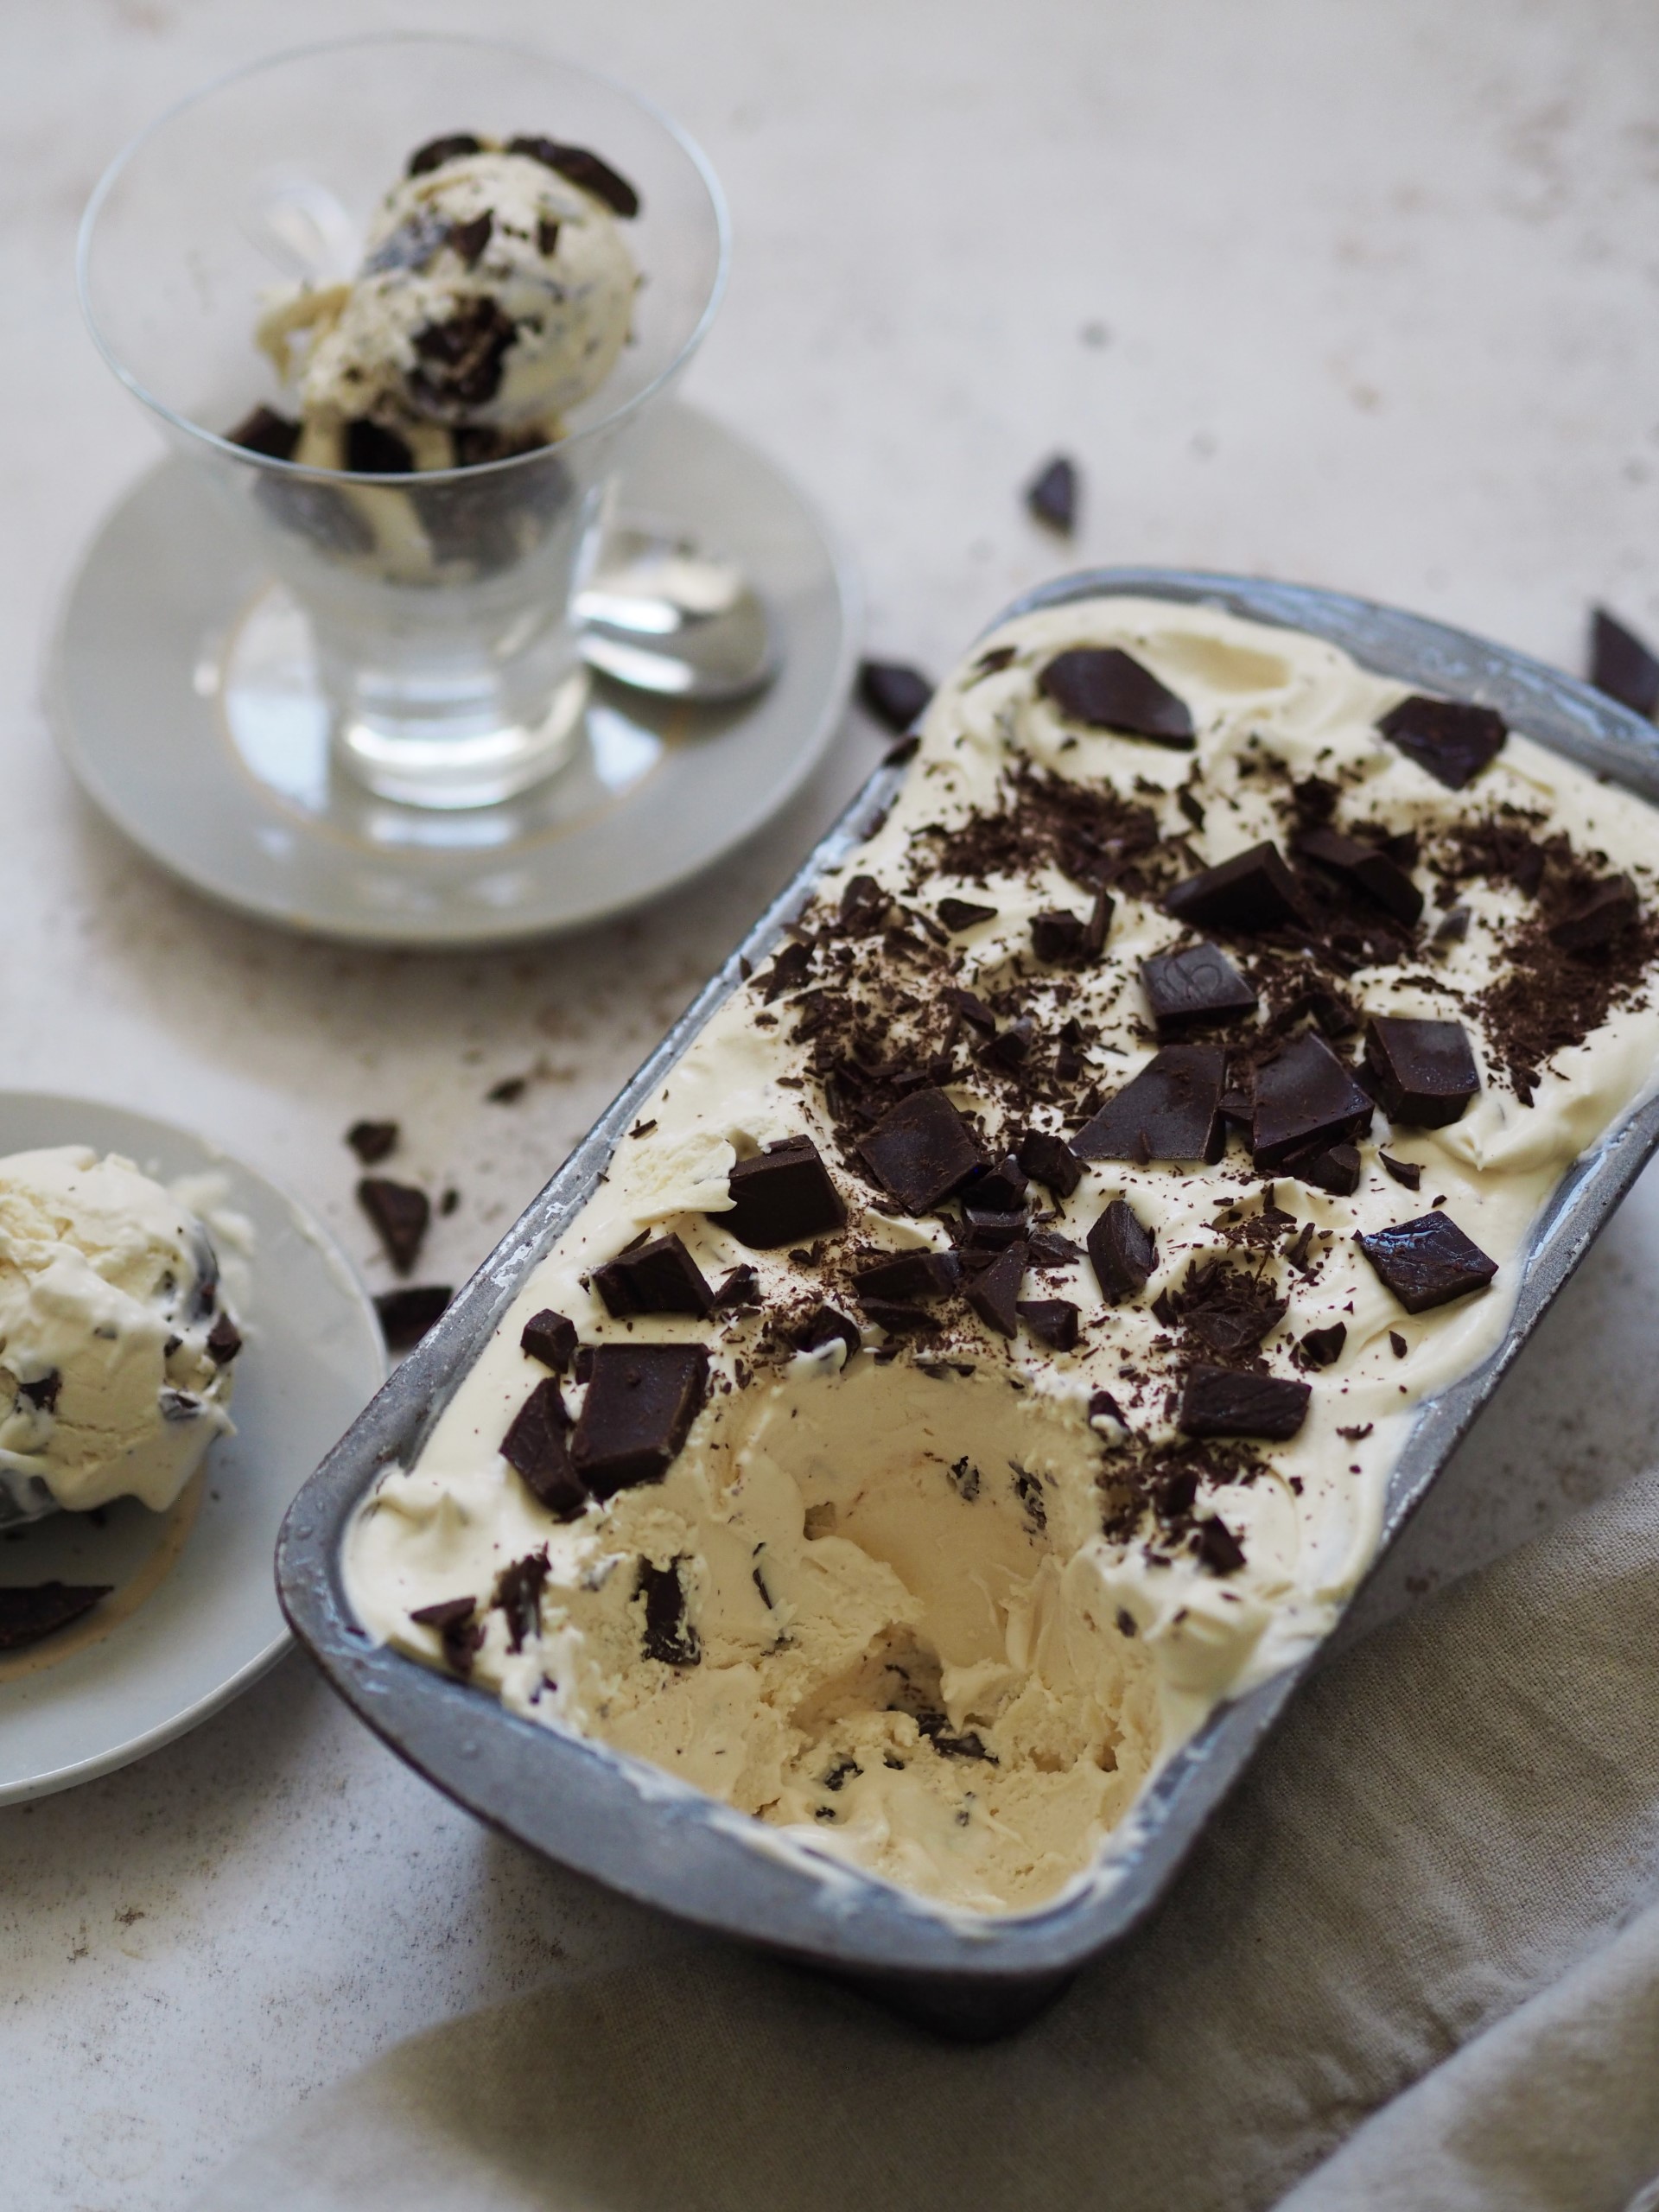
{"left": 49, "top": 401, "right": 861, "bottom": 946}
{"left": 0, "top": 1094, "right": 385, "bottom": 1802}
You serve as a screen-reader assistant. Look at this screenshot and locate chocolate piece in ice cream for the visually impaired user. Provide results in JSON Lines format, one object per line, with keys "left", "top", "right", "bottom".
{"left": 1141, "top": 944, "right": 1257, "bottom": 1036}
{"left": 571, "top": 1344, "right": 709, "bottom": 1497}
{"left": 1549, "top": 874, "right": 1639, "bottom": 953}
{"left": 1179, "top": 1364, "right": 1311, "bottom": 1440}
{"left": 1251, "top": 1031, "right": 1374, "bottom": 1169}
{"left": 501, "top": 1379, "right": 586, "bottom": 1518}
{"left": 857, "top": 1088, "right": 982, "bottom": 1212}
{"left": 1377, "top": 695, "right": 1507, "bottom": 789}
{"left": 520, "top": 1308, "right": 578, "bottom": 1372}
{"left": 593, "top": 1234, "right": 715, "bottom": 1319}
{"left": 1073, "top": 1045, "right": 1226, "bottom": 1164}
{"left": 1363, "top": 1017, "right": 1480, "bottom": 1127}
{"left": 1165, "top": 842, "right": 1303, "bottom": 933}
{"left": 720, "top": 1137, "right": 847, "bottom": 1249}
{"left": 1359, "top": 1214, "right": 1498, "bottom": 1313}
{"left": 1039, "top": 648, "right": 1194, "bottom": 747}
{"left": 1294, "top": 825, "right": 1424, "bottom": 926}
{"left": 505, "top": 137, "right": 641, "bottom": 219}
{"left": 1086, "top": 1197, "right": 1156, "bottom": 1302}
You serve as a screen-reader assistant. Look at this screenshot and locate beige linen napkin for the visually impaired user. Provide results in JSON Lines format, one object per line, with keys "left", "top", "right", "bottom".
{"left": 193, "top": 1470, "right": 1659, "bottom": 2212}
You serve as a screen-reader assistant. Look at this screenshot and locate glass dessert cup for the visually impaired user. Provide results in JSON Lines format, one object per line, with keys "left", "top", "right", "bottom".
{"left": 78, "top": 34, "right": 728, "bottom": 810}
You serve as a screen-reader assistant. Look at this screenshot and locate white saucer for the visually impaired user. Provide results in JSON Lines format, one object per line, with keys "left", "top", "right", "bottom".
{"left": 0, "top": 1095, "right": 385, "bottom": 1803}
{"left": 49, "top": 400, "right": 861, "bottom": 946}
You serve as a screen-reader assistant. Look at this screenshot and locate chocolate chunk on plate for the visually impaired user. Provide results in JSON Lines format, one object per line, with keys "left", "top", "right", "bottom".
{"left": 346, "top": 1118, "right": 399, "bottom": 1165}
{"left": 357, "top": 1177, "right": 430, "bottom": 1274}
{"left": 1294, "top": 826, "right": 1424, "bottom": 926}
{"left": 520, "top": 1308, "right": 578, "bottom": 1372}
{"left": 1141, "top": 943, "right": 1257, "bottom": 1036}
{"left": 1589, "top": 607, "right": 1659, "bottom": 719}
{"left": 1164, "top": 842, "right": 1303, "bottom": 933}
{"left": 1178, "top": 1363, "right": 1311, "bottom": 1440}
{"left": 501, "top": 1376, "right": 586, "bottom": 1518}
{"left": 964, "top": 1240, "right": 1027, "bottom": 1337}
{"left": 593, "top": 1232, "right": 714, "bottom": 1319}
{"left": 858, "top": 659, "right": 934, "bottom": 734}
{"left": 1251, "top": 1030, "right": 1374, "bottom": 1169}
{"left": 1038, "top": 648, "right": 1195, "bottom": 748}
{"left": 572, "top": 1344, "right": 709, "bottom": 1497}
{"left": 374, "top": 1285, "right": 451, "bottom": 1352}
{"left": 1377, "top": 695, "right": 1506, "bottom": 790}
{"left": 1025, "top": 454, "right": 1078, "bottom": 533}
{"left": 1363, "top": 1016, "right": 1480, "bottom": 1128}
{"left": 720, "top": 1135, "right": 847, "bottom": 1249}
{"left": 857, "top": 1087, "right": 982, "bottom": 1212}
{"left": 1017, "top": 1298, "right": 1080, "bottom": 1351}
{"left": 1086, "top": 1196, "right": 1157, "bottom": 1302}
{"left": 1549, "top": 874, "right": 1639, "bottom": 953}
{"left": 0, "top": 1582, "right": 113, "bottom": 1651}
{"left": 1017, "top": 1127, "right": 1084, "bottom": 1199}
{"left": 1072, "top": 1044, "right": 1226, "bottom": 1165}
{"left": 1359, "top": 1214, "right": 1498, "bottom": 1313}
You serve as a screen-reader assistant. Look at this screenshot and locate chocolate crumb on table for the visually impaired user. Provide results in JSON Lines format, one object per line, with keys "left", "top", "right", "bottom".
{"left": 374, "top": 1285, "right": 453, "bottom": 1351}
{"left": 1025, "top": 453, "right": 1078, "bottom": 534}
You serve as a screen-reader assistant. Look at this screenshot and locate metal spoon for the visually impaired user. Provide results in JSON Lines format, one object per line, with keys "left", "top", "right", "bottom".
{"left": 574, "top": 526, "right": 779, "bottom": 704}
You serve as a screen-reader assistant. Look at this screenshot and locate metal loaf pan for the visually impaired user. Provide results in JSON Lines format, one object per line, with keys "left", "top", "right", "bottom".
{"left": 276, "top": 570, "right": 1659, "bottom": 2040}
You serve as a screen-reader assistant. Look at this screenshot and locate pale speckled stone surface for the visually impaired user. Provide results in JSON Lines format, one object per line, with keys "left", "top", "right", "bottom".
{"left": 3, "top": 0, "right": 1658, "bottom": 2202}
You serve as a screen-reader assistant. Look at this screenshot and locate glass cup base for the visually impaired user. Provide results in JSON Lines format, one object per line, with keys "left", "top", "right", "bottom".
{"left": 332, "top": 664, "right": 591, "bottom": 810}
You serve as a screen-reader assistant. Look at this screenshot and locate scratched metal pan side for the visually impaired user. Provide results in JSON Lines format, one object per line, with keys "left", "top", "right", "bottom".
{"left": 277, "top": 569, "right": 1659, "bottom": 2000}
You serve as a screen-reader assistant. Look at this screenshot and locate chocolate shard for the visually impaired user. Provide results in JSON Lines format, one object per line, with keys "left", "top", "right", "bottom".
{"left": 1017, "top": 1299, "right": 1080, "bottom": 1351}
{"left": 857, "top": 1298, "right": 939, "bottom": 1336}
{"left": 1379, "top": 1151, "right": 1423, "bottom": 1191}
{"left": 961, "top": 1207, "right": 1027, "bottom": 1252}
{"left": 858, "top": 659, "right": 934, "bottom": 733}
{"left": 938, "top": 897, "right": 998, "bottom": 931}
{"left": 1039, "top": 648, "right": 1195, "bottom": 748}
{"left": 18, "top": 1369, "right": 60, "bottom": 1410}
{"left": 1294, "top": 825, "right": 1425, "bottom": 926}
{"left": 1164, "top": 842, "right": 1303, "bottom": 933}
{"left": 344, "top": 418, "right": 416, "bottom": 474}
{"left": 407, "top": 132, "right": 484, "bottom": 176}
{"left": 793, "top": 1305, "right": 861, "bottom": 1361}
{"left": 1086, "top": 1197, "right": 1157, "bottom": 1302}
{"left": 571, "top": 1344, "right": 709, "bottom": 1497}
{"left": 1359, "top": 1214, "right": 1498, "bottom": 1314}
{"left": 857, "top": 1087, "right": 982, "bottom": 1212}
{"left": 947, "top": 985, "right": 999, "bottom": 1032}
{"left": 1363, "top": 1016, "right": 1480, "bottom": 1128}
{"left": 760, "top": 939, "right": 812, "bottom": 1001}
{"left": 493, "top": 1548, "right": 550, "bottom": 1652}
{"left": 1017, "top": 1127, "right": 1084, "bottom": 1199}
{"left": 1141, "top": 944, "right": 1258, "bottom": 1037}
{"left": 1377, "top": 694, "right": 1507, "bottom": 789}
{"left": 1549, "top": 874, "right": 1639, "bottom": 954}
{"left": 501, "top": 1377, "right": 587, "bottom": 1518}
{"left": 1193, "top": 1517, "right": 1247, "bottom": 1575}
{"left": 1283, "top": 1141, "right": 1362, "bottom": 1197}
{"left": 1025, "top": 454, "right": 1078, "bottom": 532}
{"left": 1071, "top": 1044, "right": 1226, "bottom": 1164}
{"left": 449, "top": 210, "right": 493, "bottom": 264}
{"left": 593, "top": 1232, "right": 714, "bottom": 1319}
{"left": 1031, "top": 887, "right": 1113, "bottom": 966}
{"left": 710, "top": 1265, "right": 760, "bottom": 1309}
{"left": 982, "top": 1015, "right": 1036, "bottom": 1071}
{"left": 1298, "top": 1320, "right": 1348, "bottom": 1370}
{"left": 346, "top": 1118, "right": 399, "bottom": 1165}
{"left": 357, "top": 1177, "right": 430, "bottom": 1275}
{"left": 410, "top": 1595, "right": 476, "bottom": 1631}
{"left": 1251, "top": 1031, "right": 1374, "bottom": 1169}
{"left": 373, "top": 1287, "right": 449, "bottom": 1352}
{"left": 227, "top": 404, "right": 300, "bottom": 461}
{"left": 520, "top": 1308, "right": 578, "bottom": 1372}
{"left": 1178, "top": 1363, "right": 1311, "bottom": 1441}
{"left": 0, "top": 1582, "right": 113, "bottom": 1651}
{"left": 505, "top": 136, "right": 640, "bottom": 217}
{"left": 839, "top": 872, "right": 887, "bottom": 926}
{"left": 1590, "top": 607, "right": 1659, "bottom": 718}
{"left": 854, "top": 1250, "right": 960, "bottom": 1303}
{"left": 203, "top": 1312, "right": 244, "bottom": 1364}
{"left": 966, "top": 1154, "right": 1029, "bottom": 1212}
{"left": 964, "top": 1240, "right": 1027, "bottom": 1337}
{"left": 638, "top": 1558, "right": 700, "bottom": 1666}
{"left": 721, "top": 1135, "right": 847, "bottom": 1249}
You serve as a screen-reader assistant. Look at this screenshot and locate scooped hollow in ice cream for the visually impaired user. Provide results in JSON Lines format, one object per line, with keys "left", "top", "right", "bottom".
{"left": 257, "top": 136, "right": 640, "bottom": 469}
{"left": 0, "top": 1147, "right": 240, "bottom": 1522}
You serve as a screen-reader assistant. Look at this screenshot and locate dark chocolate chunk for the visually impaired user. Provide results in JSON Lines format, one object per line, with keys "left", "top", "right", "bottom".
{"left": 857, "top": 1298, "right": 940, "bottom": 1336}
{"left": 493, "top": 1548, "right": 550, "bottom": 1652}
{"left": 1549, "top": 874, "right": 1639, "bottom": 953}
{"left": 974, "top": 645, "right": 1018, "bottom": 677}
{"left": 1298, "top": 1320, "right": 1347, "bottom": 1370}
{"left": 721, "top": 1135, "right": 847, "bottom": 1249}
{"left": 1017, "top": 1299, "right": 1080, "bottom": 1351}
{"left": 760, "top": 939, "right": 812, "bottom": 1000}
{"left": 571, "top": 1344, "right": 709, "bottom": 1497}
{"left": 961, "top": 1207, "right": 1027, "bottom": 1252}
{"left": 1164, "top": 842, "right": 1303, "bottom": 933}
{"left": 1089, "top": 1389, "right": 1127, "bottom": 1427}
{"left": 1086, "top": 1197, "right": 1156, "bottom": 1302}
{"left": 794, "top": 1306, "right": 861, "bottom": 1360}
{"left": 857, "top": 1087, "right": 982, "bottom": 1212}
{"left": 486, "top": 1076, "right": 528, "bottom": 1104}
{"left": 638, "top": 1558, "right": 700, "bottom": 1665}
{"left": 1031, "top": 888, "right": 1113, "bottom": 965}
{"left": 346, "top": 1119, "right": 398, "bottom": 1165}
{"left": 410, "top": 1595, "right": 475, "bottom": 1631}
{"left": 501, "top": 1378, "right": 586, "bottom": 1518}
{"left": 0, "top": 1582, "right": 108, "bottom": 1650}
{"left": 854, "top": 1251, "right": 960, "bottom": 1303}
{"left": 1039, "top": 648, "right": 1195, "bottom": 748}
{"left": 1284, "top": 1141, "right": 1362, "bottom": 1197}
{"left": 593, "top": 1232, "right": 714, "bottom": 1319}
{"left": 410, "top": 1593, "right": 483, "bottom": 1674}
{"left": 1294, "top": 825, "right": 1425, "bottom": 925}
{"left": 226, "top": 404, "right": 300, "bottom": 461}
{"left": 1251, "top": 1031, "right": 1374, "bottom": 1169}
{"left": 537, "top": 216, "right": 561, "bottom": 257}
{"left": 938, "top": 897, "right": 998, "bottom": 931}
{"left": 17, "top": 1370, "right": 60, "bottom": 1412}
{"left": 449, "top": 211, "right": 493, "bottom": 264}
{"left": 916, "top": 1710, "right": 995, "bottom": 1760}
{"left": 1179, "top": 1364, "right": 1311, "bottom": 1440}
{"left": 408, "top": 133, "right": 484, "bottom": 175}
{"left": 1071, "top": 1044, "right": 1226, "bottom": 1164}
{"left": 982, "top": 1016, "right": 1036, "bottom": 1071}
{"left": 343, "top": 419, "right": 415, "bottom": 474}
{"left": 967, "top": 1154, "right": 1029, "bottom": 1212}
{"left": 505, "top": 137, "right": 641, "bottom": 218}
{"left": 1027, "top": 1227, "right": 1082, "bottom": 1268}
{"left": 710, "top": 1266, "right": 759, "bottom": 1309}
{"left": 411, "top": 297, "right": 516, "bottom": 411}
{"left": 1193, "top": 1517, "right": 1246, "bottom": 1575}
{"left": 1590, "top": 607, "right": 1659, "bottom": 718}
{"left": 1025, "top": 454, "right": 1077, "bottom": 532}
{"left": 373, "top": 1287, "right": 450, "bottom": 1352}
{"left": 947, "top": 985, "right": 998, "bottom": 1032}
{"left": 857, "top": 659, "right": 934, "bottom": 733}
{"left": 1379, "top": 1151, "right": 1423, "bottom": 1190}
{"left": 520, "top": 1308, "right": 577, "bottom": 1372}
{"left": 1377, "top": 695, "right": 1507, "bottom": 789}
{"left": 964, "top": 1241, "right": 1027, "bottom": 1337}
{"left": 1141, "top": 944, "right": 1257, "bottom": 1036}
{"left": 1364, "top": 1016, "right": 1480, "bottom": 1128}
{"left": 1431, "top": 906, "right": 1471, "bottom": 951}
{"left": 357, "top": 1178, "right": 430, "bottom": 1274}
{"left": 1359, "top": 1214, "right": 1498, "bottom": 1313}
{"left": 1017, "top": 1127, "right": 1084, "bottom": 1199}
{"left": 885, "top": 734, "right": 921, "bottom": 765}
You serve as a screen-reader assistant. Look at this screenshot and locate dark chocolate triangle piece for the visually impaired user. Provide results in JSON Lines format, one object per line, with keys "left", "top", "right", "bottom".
{"left": 501, "top": 1378, "right": 587, "bottom": 1518}
{"left": 1141, "top": 944, "right": 1257, "bottom": 1036}
{"left": 1294, "top": 827, "right": 1424, "bottom": 926}
{"left": 1038, "top": 648, "right": 1195, "bottom": 747}
{"left": 1358, "top": 1214, "right": 1497, "bottom": 1314}
{"left": 938, "top": 897, "right": 998, "bottom": 931}
{"left": 1071, "top": 1045, "right": 1225, "bottom": 1164}
{"left": 1298, "top": 1321, "right": 1348, "bottom": 1370}
{"left": 593, "top": 1232, "right": 714, "bottom": 1319}
{"left": 572, "top": 1344, "right": 709, "bottom": 1497}
{"left": 1016, "top": 1299, "right": 1080, "bottom": 1350}
{"left": 1164, "top": 842, "right": 1303, "bottom": 933}
{"left": 854, "top": 1250, "right": 960, "bottom": 1303}
{"left": 1590, "top": 607, "right": 1659, "bottom": 718}
{"left": 857, "top": 1087, "right": 982, "bottom": 1212}
{"left": 1178, "top": 1364, "right": 1310, "bottom": 1440}
{"left": 721, "top": 1136, "right": 847, "bottom": 1249}
{"left": 1026, "top": 454, "right": 1077, "bottom": 533}
{"left": 0, "top": 1582, "right": 112, "bottom": 1650}
{"left": 1193, "top": 1517, "right": 1247, "bottom": 1575}
{"left": 1016, "top": 1127, "right": 1084, "bottom": 1199}
{"left": 1363, "top": 1017, "right": 1480, "bottom": 1128}
{"left": 374, "top": 1287, "right": 450, "bottom": 1351}
{"left": 1086, "top": 1197, "right": 1157, "bottom": 1303}
{"left": 1549, "top": 875, "right": 1639, "bottom": 953}
{"left": 357, "top": 1177, "right": 430, "bottom": 1275}
{"left": 1377, "top": 695, "right": 1506, "bottom": 789}
{"left": 1251, "top": 1031, "right": 1374, "bottom": 1168}
{"left": 964, "top": 1240, "right": 1027, "bottom": 1337}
